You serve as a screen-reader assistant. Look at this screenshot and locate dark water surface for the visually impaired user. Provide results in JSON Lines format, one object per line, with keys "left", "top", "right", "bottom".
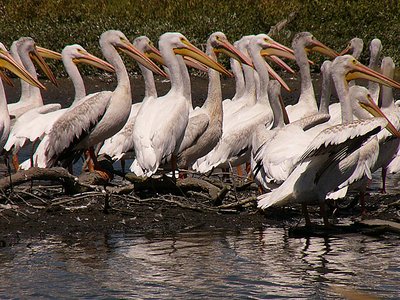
{"left": 2, "top": 77, "right": 400, "bottom": 299}
{"left": 0, "top": 226, "right": 399, "bottom": 299}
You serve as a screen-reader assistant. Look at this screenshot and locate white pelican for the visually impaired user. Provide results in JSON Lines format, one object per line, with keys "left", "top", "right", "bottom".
{"left": 367, "top": 38, "right": 382, "bottom": 103}
{"left": 339, "top": 37, "right": 363, "bottom": 88}
{"left": 40, "top": 30, "right": 166, "bottom": 170}
{"left": 370, "top": 57, "right": 400, "bottom": 193}
{"left": 7, "top": 37, "right": 58, "bottom": 119}
{"left": 323, "top": 85, "right": 396, "bottom": 206}
{"left": 98, "top": 36, "right": 209, "bottom": 171}
{"left": 0, "top": 43, "right": 46, "bottom": 151}
{"left": 175, "top": 32, "right": 253, "bottom": 171}
{"left": 97, "top": 36, "right": 161, "bottom": 165}
{"left": 221, "top": 36, "right": 256, "bottom": 117}
{"left": 285, "top": 32, "right": 338, "bottom": 122}
{"left": 339, "top": 37, "right": 364, "bottom": 59}
{"left": 226, "top": 41, "right": 245, "bottom": 103}
{"left": 193, "top": 34, "right": 294, "bottom": 174}
{"left": 131, "top": 32, "right": 232, "bottom": 177}
{"left": 222, "top": 37, "right": 292, "bottom": 113}
{"left": 8, "top": 44, "right": 114, "bottom": 169}
{"left": 252, "top": 62, "right": 331, "bottom": 191}
{"left": 258, "top": 55, "right": 400, "bottom": 226}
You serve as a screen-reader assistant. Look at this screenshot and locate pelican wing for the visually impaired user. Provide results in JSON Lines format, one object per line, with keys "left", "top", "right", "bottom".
{"left": 99, "top": 103, "right": 142, "bottom": 160}
{"left": 45, "top": 91, "right": 112, "bottom": 164}
{"left": 291, "top": 113, "right": 331, "bottom": 131}
{"left": 150, "top": 99, "right": 190, "bottom": 163}
{"left": 178, "top": 113, "right": 210, "bottom": 153}
{"left": 299, "top": 118, "right": 387, "bottom": 163}
{"left": 4, "top": 104, "right": 60, "bottom": 153}
{"left": 336, "top": 136, "right": 379, "bottom": 189}
{"left": 254, "top": 125, "right": 314, "bottom": 184}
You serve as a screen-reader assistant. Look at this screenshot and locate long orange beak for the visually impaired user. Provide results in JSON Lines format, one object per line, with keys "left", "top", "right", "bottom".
{"left": 118, "top": 38, "right": 168, "bottom": 78}
{"left": 346, "top": 58, "right": 400, "bottom": 89}
{"left": 266, "top": 55, "right": 295, "bottom": 74}
{"left": 264, "top": 61, "right": 291, "bottom": 92}
{"left": 339, "top": 43, "right": 352, "bottom": 56}
{"left": 37, "top": 46, "right": 62, "bottom": 60}
{"left": 30, "top": 45, "right": 58, "bottom": 86}
{"left": 0, "top": 48, "right": 45, "bottom": 89}
{"left": 359, "top": 93, "right": 400, "bottom": 137}
{"left": 307, "top": 39, "right": 339, "bottom": 59}
{"left": 213, "top": 36, "right": 253, "bottom": 67}
{"left": 73, "top": 49, "right": 115, "bottom": 73}
{"left": 174, "top": 38, "right": 233, "bottom": 77}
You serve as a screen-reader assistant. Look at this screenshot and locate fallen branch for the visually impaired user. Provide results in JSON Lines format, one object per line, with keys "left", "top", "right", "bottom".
{"left": 0, "top": 167, "right": 80, "bottom": 194}
{"left": 0, "top": 167, "right": 109, "bottom": 195}
{"left": 217, "top": 196, "right": 257, "bottom": 210}
{"left": 268, "top": 11, "right": 298, "bottom": 37}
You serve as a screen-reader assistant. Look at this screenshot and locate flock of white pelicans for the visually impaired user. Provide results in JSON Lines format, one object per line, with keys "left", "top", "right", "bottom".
{"left": 1, "top": 29, "right": 400, "bottom": 225}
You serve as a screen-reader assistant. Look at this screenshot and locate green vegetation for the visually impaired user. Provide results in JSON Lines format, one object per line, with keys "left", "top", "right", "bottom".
{"left": 1, "top": 0, "right": 400, "bottom": 76}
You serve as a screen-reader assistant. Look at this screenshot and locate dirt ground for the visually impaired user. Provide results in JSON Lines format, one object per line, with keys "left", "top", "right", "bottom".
{"left": 1, "top": 73, "right": 400, "bottom": 244}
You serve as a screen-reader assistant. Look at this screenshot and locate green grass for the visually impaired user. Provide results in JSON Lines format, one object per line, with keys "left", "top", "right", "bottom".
{"left": 1, "top": 0, "right": 400, "bottom": 76}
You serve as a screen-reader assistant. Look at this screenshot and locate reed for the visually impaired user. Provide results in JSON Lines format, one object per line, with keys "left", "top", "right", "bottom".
{"left": 1, "top": 0, "right": 399, "bottom": 76}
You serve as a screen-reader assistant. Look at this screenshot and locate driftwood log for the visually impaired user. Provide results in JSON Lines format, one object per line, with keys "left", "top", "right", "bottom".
{"left": 0, "top": 166, "right": 235, "bottom": 205}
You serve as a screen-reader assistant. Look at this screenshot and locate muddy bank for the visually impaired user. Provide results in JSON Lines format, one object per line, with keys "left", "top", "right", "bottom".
{"left": 1, "top": 171, "right": 400, "bottom": 244}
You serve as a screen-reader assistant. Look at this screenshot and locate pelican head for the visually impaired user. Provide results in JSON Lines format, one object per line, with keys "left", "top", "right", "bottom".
{"left": 251, "top": 34, "right": 293, "bottom": 91}
{"left": 160, "top": 32, "right": 232, "bottom": 77}
{"left": 209, "top": 32, "right": 253, "bottom": 67}
{"left": 15, "top": 37, "right": 58, "bottom": 86}
{"left": 332, "top": 55, "right": 400, "bottom": 89}
{"left": 100, "top": 30, "right": 167, "bottom": 78}
{"left": 293, "top": 32, "right": 339, "bottom": 59}
{"left": 339, "top": 37, "right": 364, "bottom": 57}
{"left": 63, "top": 44, "right": 115, "bottom": 73}
{"left": 351, "top": 85, "right": 400, "bottom": 137}
{"left": 134, "top": 35, "right": 207, "bottom": 73}
{"left": 0, "top": 42, "right": 45, "bottom": 89}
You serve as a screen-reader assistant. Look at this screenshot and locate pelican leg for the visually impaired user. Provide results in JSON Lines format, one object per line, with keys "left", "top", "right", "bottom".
{"left": 301, "top": 203, "right": 312, "bottom": 227}
{"left": 120, "top": 159, "right": 126, "bottom": 174}
{"left": 88, "top": 147, "right": 113, "bottom": 181}
{"left": 12, "top": 154, "right": 19, "bottom": 171}
{"left": 30, "top": 140, "right": 38, "bottom": 168}
{"left": 359, "top": 190, "right": 368, "bottom": 216}
{"left": 171, "top": 154, "right": 177, "bottom": 180}
{"left": 221, "top": 167, "right": 229, "bottom": 181}
{"left": 257, "top": 184, "right": 265, "bottom": 194}
{"left": 236, "top": 165, "right": 243, "bottom": 177}
{"left": 85, "top": 149, "right": 95, "bottom": 172}
{"left": 380, "top": 167, "right": 387, "bottom": 194}
{"left": 245, "top": 162, "right": 251, "bottom": 174}
{"left": 4, "top": 155, "right": 13, "bottom": 192}
{"left": 319, "top": 201, "right": 330, "bottom": 227}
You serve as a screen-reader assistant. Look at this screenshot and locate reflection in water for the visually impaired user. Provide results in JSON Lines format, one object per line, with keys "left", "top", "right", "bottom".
{"left": 0, "top": 228, "right": 399, "bottom": 299}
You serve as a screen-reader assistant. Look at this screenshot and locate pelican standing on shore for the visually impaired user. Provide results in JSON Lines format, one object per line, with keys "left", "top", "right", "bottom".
{"left": 15, "top": 44, "right": 115, "bottom": 170}
{"left": 7, "top": 37, "right": 59, "bottom": 119}
{"left": 0, "top": 42, "right": 46, "bottom": 151}
{"left": 258, "top": 55, "right": 400, "bottom": 226}
{"left": 132, "top": 32, "right": 232, "bottom": 177}
{"left": 176, "top": 32, "right": 253, "bottom": 171}
{"left": 42, "top": 30, "right": 167, "bottom": 170}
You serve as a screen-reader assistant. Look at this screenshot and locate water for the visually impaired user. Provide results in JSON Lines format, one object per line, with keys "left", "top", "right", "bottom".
{"left": 0, "top": 228, "right": 399, "bottom": 299}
